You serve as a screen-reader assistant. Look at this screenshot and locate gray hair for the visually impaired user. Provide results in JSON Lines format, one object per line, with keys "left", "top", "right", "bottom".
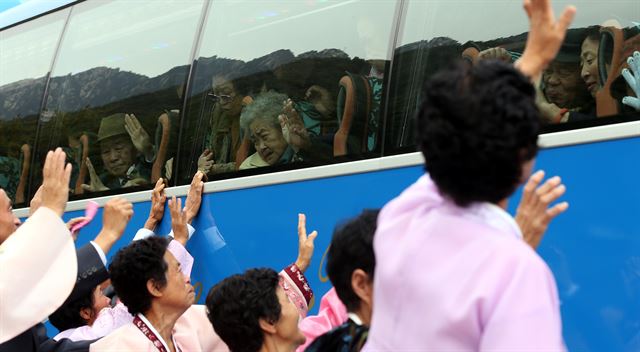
{"left": 240, "top": 91, "right": 288, "bottom": 133}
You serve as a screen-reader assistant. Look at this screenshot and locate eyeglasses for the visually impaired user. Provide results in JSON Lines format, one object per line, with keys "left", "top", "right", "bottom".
{"left": 207, "top": 92, "right": 234, "bottom": 103}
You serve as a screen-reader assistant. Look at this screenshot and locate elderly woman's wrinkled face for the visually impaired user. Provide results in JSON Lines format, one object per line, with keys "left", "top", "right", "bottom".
{"left": 542, "top": 62, "right": 585, "bottom": 108}
{"left": 212, "top": 78, "right": 243, "bottom": 113}
{"left": 580, "top": 38, "right": 600, "bottom": 97}
{"left": 250, "top": 119, "right": 288, "bottom": 166}
{"left": 158, "top": 250, "right": 194, "bottom": 309}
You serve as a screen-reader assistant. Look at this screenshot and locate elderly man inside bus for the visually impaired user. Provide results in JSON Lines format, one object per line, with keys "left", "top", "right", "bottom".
{"left": 239, "top": 91, "right": 332, "bottom": 169}
{"left": 82, "top": 113, "right": 154, "bottom": 192}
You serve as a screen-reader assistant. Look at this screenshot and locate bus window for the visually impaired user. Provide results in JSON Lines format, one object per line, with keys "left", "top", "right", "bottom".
{"left": 0, "top": 9, "right": 68, "bottom": 206}
{"left": 384, "top": 0, "right": 640, "bottom": 154}
{"left": 175, "top": 0, "right": 397, "bottom": 184}
{"left": 32, "top": 0, "right": 205, "bottom": 198}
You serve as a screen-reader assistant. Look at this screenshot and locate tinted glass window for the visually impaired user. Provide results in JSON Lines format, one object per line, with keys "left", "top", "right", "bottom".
{"left": 384, "top": 0, "right": 640, "bottom": 154}
{"left": 0, "top": 10, "right": 68, "bottom": 206}
{"left": 34, "top": 0, "right": 204, "bottom": 198}
{"left": 176, "top": 0, "right": 397, "bottom": 183}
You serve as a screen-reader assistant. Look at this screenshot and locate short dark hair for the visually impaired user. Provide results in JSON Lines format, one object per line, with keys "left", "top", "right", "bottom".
{"left": 326, "top": 210, "right": 379, "bottom": 312}
{"left": 109, "top": 236, "right": 170, "bottom": 315}
{"left": 417, "top": 60, "right": 539, "bottom": 207}
{"left": 206, "top": 268, "right": 281, "bottom": 352}
{"left": 49, "top": 293, "right": 94, "bottom": 331}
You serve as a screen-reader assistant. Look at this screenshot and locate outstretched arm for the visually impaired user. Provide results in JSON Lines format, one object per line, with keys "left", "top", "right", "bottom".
{"left": 515, "top": 0, "right": 576, "bottom": 80}
{"left": 515, "top": 170, "right": 569, "bottom": 249}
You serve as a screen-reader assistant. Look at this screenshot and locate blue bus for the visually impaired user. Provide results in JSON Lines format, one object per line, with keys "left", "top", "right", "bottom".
{"left": 2, "top": 0, "right": 639, "bottom": 350}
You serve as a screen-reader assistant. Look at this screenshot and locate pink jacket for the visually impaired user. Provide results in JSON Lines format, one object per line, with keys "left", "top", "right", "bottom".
{"left": 298, "top": 287, "right": 348, "bottom": 351}
{"left": 364, "top": 175, "right": 565, "bottom": 351}
{"left": 89, "top": 305, "right": 227, "bottom": 351}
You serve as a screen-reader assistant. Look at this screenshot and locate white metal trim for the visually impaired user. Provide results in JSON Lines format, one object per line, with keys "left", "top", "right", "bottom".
{"left": 13, "top": 120, "right": 640, "bottom": 217}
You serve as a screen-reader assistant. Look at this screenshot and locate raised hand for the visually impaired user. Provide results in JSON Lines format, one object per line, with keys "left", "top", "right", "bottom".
{"left": 184, "top": 171, "right": 204, "bottom": 224}
{"left": 124, "top": 113, "right": 154, "bottom": 161}
{"left": 515, "top": 170, "right": 569, "bottom": 249}
{"left": 169, "top": 196, "right": 188, "bottom": 246}
{"left": 144, "top": 178, "right": 166, "bottom": 231}
{"left": 622, "top": 51, "right": 640, "bottom": 111}
{"left": 477, "top": 47, "right": 513, "bottom": 63}
{"left": 197, "top": 149, "right": 214, "bottom": 175}
{"left": 28, "top": 185, "right": 43, "bottom": 217}
{"left": 94, "top": 197, "right": 134, "bottom": 255}
{"left": 279, "top": 99, "right": 311, "bottom": 153}
{"left": 294, "top": 213, "right": 318, "bottom": 273}
{"left": 41, "top": 148, "right": 72, "bottom": 216}
{"left": 66, "top": 217, "right": 89, "bottom": 241}
{"left": 81, "top": 157, "right": 109, "bottom": 193}
{"left": 516, "top": 0, "right": 576, "bottom": 79}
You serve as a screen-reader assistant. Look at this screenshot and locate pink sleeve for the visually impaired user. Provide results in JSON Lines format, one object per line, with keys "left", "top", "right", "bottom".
{"left": 62, "top": 301, "right": 133, "bottom": 341}
{"left": 479, "top": 252, "right": 566, "bottom": 351}
{"left": 279, "top": 264, "right": 313, "bottom": 317}
{"left": 296, "top": 287, "right": 349, "bottom": 352}
{"left": 167, "top": 239, "right": 194, "bottom": 278}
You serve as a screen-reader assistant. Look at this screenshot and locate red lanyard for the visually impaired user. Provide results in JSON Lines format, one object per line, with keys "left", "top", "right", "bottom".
{"left": 133, "top": 315, "right": 181, "bottom": 352}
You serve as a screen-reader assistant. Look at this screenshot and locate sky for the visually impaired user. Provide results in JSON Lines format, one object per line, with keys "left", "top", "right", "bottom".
{"left": 0, "top": 0, "right": 74, "bottom": 29}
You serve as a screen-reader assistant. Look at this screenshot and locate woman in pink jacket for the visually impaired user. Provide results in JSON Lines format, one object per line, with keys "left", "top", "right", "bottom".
{"left": 364, "top": 0, "right": 576, "bottom": 351}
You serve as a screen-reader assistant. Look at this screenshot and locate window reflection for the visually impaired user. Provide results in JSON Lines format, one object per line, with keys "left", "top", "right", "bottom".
{"left": 31, "top": 0, "right": 204, "bottom": 197}
{"left": 177, "top": 0, "right": 396, "bottom": 183}
{"left": 385, "top": 0, "right": 640, "bottom": 153}
{"left": 0, "top": 10, "right": 68, "bottom": 205}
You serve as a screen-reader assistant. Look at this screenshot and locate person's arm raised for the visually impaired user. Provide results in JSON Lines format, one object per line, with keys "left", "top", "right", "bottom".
{"left": 40, "top": 148, "right": 72, "bottom": 216}
{"left": 515, "top": 0, "right": 576, "bottom": 80}
{"left": 183, "top": 171, "right": 204, "bottom": 224}
{"left": 515, "top": 170, "right": 569, "bottom": 249}
{"left": 92, "top": 197, "right": 134, "bottom": 256}
{"left": 144, "top": 178, "right": 166, "bottom": 231}
{"left": 169, "top": 196, "right": 189, "bottom": 246}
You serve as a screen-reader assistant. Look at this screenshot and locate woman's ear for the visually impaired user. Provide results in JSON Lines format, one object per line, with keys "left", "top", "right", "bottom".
{"left": 258, "top": 317, "right": 277, "bottom": 334}
{"left": 147, "top": 279, "right": 163, "bottom": 298}
{"left": 79, "top": 307, "right": 93, "bottom": 322}
{"left": 351, "top": 268, "right": 373, "bottom": 307}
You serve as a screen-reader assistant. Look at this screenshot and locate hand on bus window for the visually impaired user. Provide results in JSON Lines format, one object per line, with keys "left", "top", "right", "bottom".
{"left": 516, "top": 0, "right": 576, "bottom": 79}
{"left": 184, "top": 171, "right": 204, "bottom": 224}
{"left": 94, "top": 197, "right": 134, "bottom": 255}
{"left": 144, "top": 178, "right": 166, "bottom": 231}
{"left": 28, "top": 185, "right": 43, "bottom": 217}
{"left": 515, "top": 170, "right": 569, "bottom": 249}
{"left": 41, "top": 148, "right": 72, "bottom": 216}
{"left": 622, "top": 51, "right": 640, "bottom": 111}
{"left": 477, "top": 47, "right": 512, "bottom": 63}
{"left": 169, "top": 196, "right": 188, "bottom": 246}
{"left": 123, "top": 177, "right": 148, "bottom": 188}
{"left": 280, "top": 99, "right": 311, "bottom": 153}
{"left": 294, "top": 213, "right": 318, "bottom": 273}
{"left": 124, "top": 113, "right": 154, "bottom": 162}
{"left": 197, "top": 149, "right": 214, "bottom": 175}
{"left": 82, "top": 157, "right": 109, "bottom": 193}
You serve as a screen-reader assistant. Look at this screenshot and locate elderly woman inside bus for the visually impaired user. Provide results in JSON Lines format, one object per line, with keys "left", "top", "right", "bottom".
{"left": 239, "top": 91, "right": 332, "bottom": 169}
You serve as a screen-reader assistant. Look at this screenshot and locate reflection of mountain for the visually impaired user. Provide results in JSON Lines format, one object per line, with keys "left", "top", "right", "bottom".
{"left": 0, "top": 48, "right": 354, "bottom": 121}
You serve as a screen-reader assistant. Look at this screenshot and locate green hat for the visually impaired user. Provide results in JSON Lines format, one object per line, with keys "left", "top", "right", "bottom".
{"left": 97, "top": 113, "right": 127, "bottom": 142}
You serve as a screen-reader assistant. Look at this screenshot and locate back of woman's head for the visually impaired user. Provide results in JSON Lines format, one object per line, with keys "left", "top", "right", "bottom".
{"left": 206, "top": 268, "right": 281, "bottom": 352}
{"left": 417, "top": 60, "right": 540, "bottom": 207}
